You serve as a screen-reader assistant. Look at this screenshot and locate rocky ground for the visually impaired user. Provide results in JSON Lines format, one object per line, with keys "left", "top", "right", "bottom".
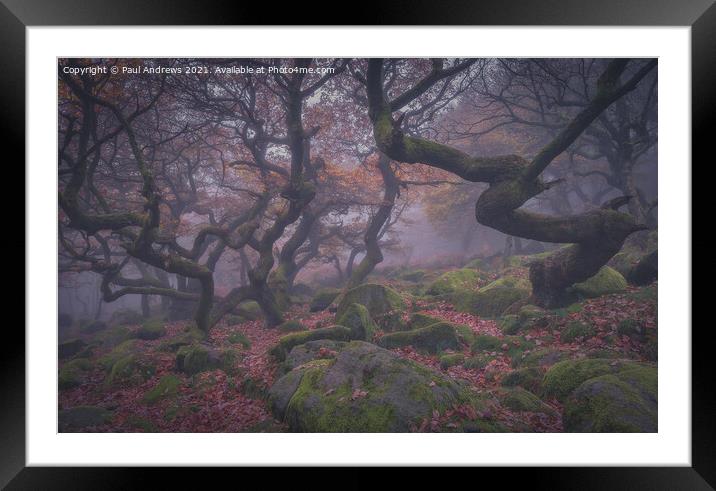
{"left": 58, "top": 249, "right": 658, "bottom": 433}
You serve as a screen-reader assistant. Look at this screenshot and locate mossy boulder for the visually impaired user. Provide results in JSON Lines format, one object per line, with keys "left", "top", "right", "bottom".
{"left": 98, "top": 339, "right": 140, "bottom": 370}
{"left": 58, "top": 358, "right": 92, "bottom": 390}
{"left": 175, "top": 343, "right": 239, "bottom": 375}
{"left": 277, "top": 320, "right": 307, "bottom": 333}
{"left": 570, "top": 266, "right": 627, "bottom": 299}
{"left": 268, "top": 341, "right": 500, "bottom": 432}
{"left": 336, "top": 303, "right": 377, "bottom": 341}
{"left": 335, "top": 284, "right": 407, "bottom": 331}
{"left": 426, "top": 269, "right": 482, "bottom": 296}
{"left": 542, "top": 358, "right": 646, "bottom": 401}
{"left": 59, "top": 406, "right": 112, "bottom": 431}
{"left": 109, "top": 309, "right": 144, "bottom": 326}
{"left": 270, "top": 326, "right": 352, "bottom": 362}
{"left": 514, "top": 348, "right": 568, "bottom": 368}
{"left": 408, "top": 313, "right": 443, "bottom": 330}
{"left": 560, "top": 321, "right": 596, "bottom": 343}
{"left": 617, "top": 319, "right": 644, "bottom": 338}
{"left": 471, "top": 334, "right": 534, "bottom": 362}
{"left": 143, "top": 374, "right": 182, "bottom": 405}
{"left": 454, "top": 276, "right": 531, "bottom": 318}
{"left": 137, "top": 318, "right": 167, "bottom": 340}
{"left": 439, "top": 353, "right": 465, "bottom": 369}
{"left": 498, "top": 387, "right": 557, "bottom": 416}
{"left": 309, "top": 288, "right": 341, "bottom": 312}
{"left": 235, "top": 301, "right": 262, "bottom": 321}
{"left": 58, "top": 338, "right": 87, "bottom": 359}
{"left": 608, "top": 251, "right": 640, "bottom": 278}
{"left": 282, "top": 339, "right": 348, "bottom": 373}
{"left": 377, "top": 322, "right": 460, "bottom": 354}
{"left": 501, "top": 367, "right": 544, "bottom": 394}
{"left": 564, "top": 366, "right": 657, "bottom": 432}
{"left": 106, "top": 353, "right": 156, "bottom": 386}
{"left": 156, "top": 327, "right": 204, "bottom": 352}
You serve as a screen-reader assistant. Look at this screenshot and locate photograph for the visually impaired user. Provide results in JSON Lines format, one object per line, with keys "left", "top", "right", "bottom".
{"left": 56, "top": 57, "right": 659, "bottom": 434}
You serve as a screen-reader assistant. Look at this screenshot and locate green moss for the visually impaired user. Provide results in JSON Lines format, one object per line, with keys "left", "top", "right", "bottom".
{"left": 542, "top": 358, "right": 645, "bottom": 401}
{"left": 309, "top": 288, "right": 341, "bottom": 312}
{"left": 98, "top": 339, "right": 139, "bottom": 370}
{"left": 408, "top": 313, "right": 443, "bottom": 330}
{"left": 93, "top": 326, "right": 135, "bottom": 348}
{"left": 58, "top": 358, "right": 92, "bottom": 390}
{"left": 236, "top": 301, "right": 263, "bottom": 321}
{"left": 453, "top": 276, "right": 531, "bottom": 318}
{"left": 514, "top": 348, "right": 568, "bottom": 368}
{"left": 439, "top": 353, "right": 465, "bottom": 369}
{"left": 228, "top": 331, "right": 252, "bottom": 348}
{"left": 137, "top": 318, "right": 167, "bottom": 340}
{"left": 284, "top": 365, "right": 396, "bottom": 432}
{"left": 563, "top": 366, "right": 657, "bottom": 432}
{"left": 499, "top": 315, "right": 521, "bottom": 335}
{"left": 464, "top": 354, "right": 494, "bottom": 370}
{"left": 377, "top": 322, "right": 459, "bottom": 354}
{"left": 571, "top": 266, "right": 627, "bottom": 298}
{"left": 277, "top": 320, "right": 307, "bottom": 333}
{"left": 426, "top": 269, "right": 482, "bottom": 296}
{"left": 453, "top": 324, "right": 476, "bottom": 346}
{"left": 335, "top": 284, "right": 407, "bottom": 331}
{"left": 471, "top": 335, "right": 503, "bottom": 352}
{"left": 553, "top": 303, "right": 584, "bottom": 318}
{"left": 106, "top": 354, "right": 155, "bottom": 386}
{"left": 499, "top": 387, "right": 556, "bottom": 415}
{"left": 501, "top": 367, "right": 544, "bottom": 394}
{"left": 561, "top": 321, "right": 596, "bottom": 343}
{"left": 270, "top": 326, "right": 352, "bottom": 361}
{"left": 336, "top": 303, "right": 377, "bottom": 341}
{"left": 156, "top": 327, "right": 204, "bottom": 353}
{"left": 143, "top": 374, "right": 182, "bottom": 405}
{"left": 176, "top": 343, "right": 240, "bottom": 375}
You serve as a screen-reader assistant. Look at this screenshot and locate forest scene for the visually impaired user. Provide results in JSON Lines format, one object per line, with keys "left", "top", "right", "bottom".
{"left": 58, "top": 57, "right": 658, "bottom": 433}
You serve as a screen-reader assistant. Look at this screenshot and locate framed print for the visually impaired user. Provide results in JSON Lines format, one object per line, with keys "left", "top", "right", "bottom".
{"left": 5, "top": 0, "right": 711, "bottom": 486}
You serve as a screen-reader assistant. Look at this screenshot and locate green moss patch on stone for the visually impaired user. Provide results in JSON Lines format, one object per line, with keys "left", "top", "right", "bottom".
{"left": 542, "top": 358, "right": 646, "bottom": 401}
{"left": 176, "top": 343, "right": 240, "bottom": 375}
{"left": 58, "top": 358, "right": 92, "bottom": 390}
{"left": 270, "top": 325, "right": 352, "bottom": 362}
{"left": 106, "top": 354, "right": 156, "bottom": 386}
{"left": 276, "top": 320, "right": 307, "bottom": 334}
{"left": 377, "top": 322, "right": 460, "bottom": 354}
{"left": 501, "top": 367, "right": 544, "bottom": 395}
{"left": 426, "top": 269, "right": 482, "bottom": 296}
{"left": 335, "top": 284, "right": 407, "bottom": 331}
{"left": 570, "top": 266, "right": 627, "bottom": 299}
{"left": 336, "top": 303, "right": 377, "bottom": 341}
{"left": 439, "top": 353, "right": 465, "bottom": 370}
{"left": 560, "top": 321, "right": 596, "bottom": 343}
{"left": 563, "top": 366, "right": 657, "bottom": 432}
{"left": 498, "top": 387, "right": 556, "bottom": 416}
{"left": 228, "top": 331, "right": 252, "bottom": 348}
{"left": 408, "top": 312, "right": 443, "bottom": 330}
{"left": 143, "top": 374, "right": 182, "bottom": 405}
{"left": 453, "top": 276, "right": 531, "bottom": 318}
{"left": 137, "top": 318, "right": 167, "bottom": 340}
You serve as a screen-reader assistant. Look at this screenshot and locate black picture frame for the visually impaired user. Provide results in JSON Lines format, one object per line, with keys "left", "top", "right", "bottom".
{"left": 5, "top": 0, "right": 710, "bottom": 487}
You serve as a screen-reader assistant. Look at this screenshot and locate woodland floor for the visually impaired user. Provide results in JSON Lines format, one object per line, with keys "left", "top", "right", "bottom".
{"left": 58, "top": 276, "right": 657, "bottom": 433}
